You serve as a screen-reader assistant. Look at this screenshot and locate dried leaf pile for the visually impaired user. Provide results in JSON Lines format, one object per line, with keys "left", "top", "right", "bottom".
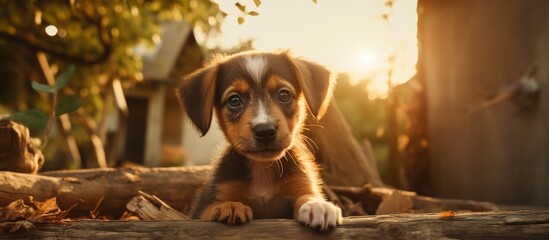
{"left": 0, "top": 196, "right": 139, "bottom": 233}
{"left": 0, "top": 197, "right": 74, "bottom": 232}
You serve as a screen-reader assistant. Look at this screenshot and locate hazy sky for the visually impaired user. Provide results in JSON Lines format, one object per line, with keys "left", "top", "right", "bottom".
{"left": 198, "top": 0, "right": 418, "bottom": 98}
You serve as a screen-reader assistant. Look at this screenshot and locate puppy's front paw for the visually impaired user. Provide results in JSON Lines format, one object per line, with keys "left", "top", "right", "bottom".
{"left": 201, "top": 201, "right": 253, "bottom": 224}
{"left": 297, "top": 199, "right": 342, "bottom": 230}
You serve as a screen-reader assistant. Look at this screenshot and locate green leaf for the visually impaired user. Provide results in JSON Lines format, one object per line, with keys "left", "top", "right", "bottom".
{"left": 55, "top": 94, "right": 83, "bottom": 116}
{"left": 253, "top": 0, "right": 261, "bottom": 7}
{"left": 248, "top": 11, "right": 259, "bottom": 16}
{"left": 8, "top": 109, "right": 48, "bottom": 131}
{"left": 31, "top": 81, "right": 56, "bottom": 93}
{"left": 54, "top": 65, "right": 75, "bottom": 90}
{"left": 237, "top": 17, "right": 244, "bottom": 25}
{"left": 235, "top": 2, "right": 246, "bottom": 12}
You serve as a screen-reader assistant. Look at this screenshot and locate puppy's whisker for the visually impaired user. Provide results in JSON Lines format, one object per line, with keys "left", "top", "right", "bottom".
{"left": 303, "top": 124, "right": 324, "bottom": 129}
{"left": 302, "top": 136, "right": 319, "bottom": 153}
{"left": 287, "top": 152, "right": 300, "bottom": 170}
{"left": 276, "top": 159, "right": 284, "bottom": 178}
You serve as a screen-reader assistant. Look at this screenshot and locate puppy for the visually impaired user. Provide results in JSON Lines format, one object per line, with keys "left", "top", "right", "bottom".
{"left": 176, "top": 51, "right": 342, "bottom": 230}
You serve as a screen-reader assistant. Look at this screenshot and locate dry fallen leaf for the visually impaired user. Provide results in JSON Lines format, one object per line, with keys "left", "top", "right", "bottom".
{"left": 438, "top": 211, "right": 456, "bottom": 219}
{"left": 31, "top": 197, "right": 59, "bottom": 214}
{"left": 0, "top": 199, "right": 36, "bottom": 221}
{"left": 1, "top": 196, "right": 77, "bottom": 232}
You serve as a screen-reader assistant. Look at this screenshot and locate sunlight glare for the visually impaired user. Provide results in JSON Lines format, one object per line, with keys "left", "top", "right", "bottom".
{"left": 357, "top": 51, "right": 375, "bottom": 66}
{"left": 367, "top": 77, "right": 389, "bottom": 100}
{"left": 210, "top": 0, "right": 418, "bottom": 99}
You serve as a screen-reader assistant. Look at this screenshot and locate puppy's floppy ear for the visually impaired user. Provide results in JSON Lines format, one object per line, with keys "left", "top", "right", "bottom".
{"left": 176, "top": 64, "right": 218, "bottom": 136}
{"left": 285, "top": 54, "right": 335, "bottom": 120}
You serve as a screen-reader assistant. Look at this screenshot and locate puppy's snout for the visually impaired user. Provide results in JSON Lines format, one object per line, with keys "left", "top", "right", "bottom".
{"left": 252, "top": 123, "right": 277, "bottom": 143}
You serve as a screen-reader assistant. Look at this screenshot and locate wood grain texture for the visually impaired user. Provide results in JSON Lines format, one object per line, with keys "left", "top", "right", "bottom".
{"left": 0, "top": 167, "right": 499, "bottom": 219}
{"left": 0, "top": 166, "right": 210, "bottom": 217}
{"left": 2, "top": 210, "right": 548, "bottom": 239}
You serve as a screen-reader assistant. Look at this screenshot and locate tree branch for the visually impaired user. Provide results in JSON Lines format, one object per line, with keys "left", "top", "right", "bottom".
{"left": 0, "top": 20, "right": 112, "bottom": 65}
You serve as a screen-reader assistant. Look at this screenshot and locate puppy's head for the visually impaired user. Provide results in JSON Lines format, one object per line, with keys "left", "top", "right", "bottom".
{"left": 177, "top": 51, "right": 334, "bottom": 162}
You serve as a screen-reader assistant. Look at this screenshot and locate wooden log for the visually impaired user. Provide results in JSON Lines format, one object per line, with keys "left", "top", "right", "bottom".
{"left": 0, "top": 119, "right": 44, "bottom": 174}
{"left": 305, "top": 102, "right": 384, "bottom": 187}
{"left": 0, "top": 166, "right": 210, "bottom": 218}
{"left": 126, "top": 191, "right": 189, "bottom": 220}
{"left": 0, "top": 167, "right": 499, "bottom": 218}
{"left": 1, "top": 210, "right": 548, "bottom": 239}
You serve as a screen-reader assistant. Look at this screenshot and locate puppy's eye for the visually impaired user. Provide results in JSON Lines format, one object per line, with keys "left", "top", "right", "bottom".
{"left": 278, "top": 89, "right": 292, "bottom": 103}
{"left": 227, "top": 94, "right": 244, "bottom": 109}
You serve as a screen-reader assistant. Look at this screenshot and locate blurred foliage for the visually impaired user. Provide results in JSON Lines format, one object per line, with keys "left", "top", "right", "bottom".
{"left": 0, "top": 0, "right": 225, "bottom": 169}
{"left": 333, "top": 74, "right": 389, "bottom": 180}
{"left": 334, "top": 74, "right": 419, "bottom": 186}
{"left": 0, "top": 0, "right": 224, "bottom": 116}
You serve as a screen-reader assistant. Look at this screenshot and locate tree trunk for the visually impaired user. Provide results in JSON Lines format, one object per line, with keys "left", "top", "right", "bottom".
{"left": 305, "top": 101, "right": 384, "bottom": 187}
{"left": 2, "top": 210, "right": 548, "bottom": 239}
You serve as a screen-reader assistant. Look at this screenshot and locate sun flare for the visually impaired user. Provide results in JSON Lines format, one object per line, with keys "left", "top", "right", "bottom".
{"left": 208, "top": 0, "right": 418, "bottom": 99}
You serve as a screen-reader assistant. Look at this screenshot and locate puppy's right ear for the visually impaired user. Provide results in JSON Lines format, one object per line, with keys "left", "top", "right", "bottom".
{"left": 176, "top": 64, "right": 218, "bottom": 136}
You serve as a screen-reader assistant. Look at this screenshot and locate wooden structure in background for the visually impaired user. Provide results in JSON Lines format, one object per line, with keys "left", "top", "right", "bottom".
{"left": 111, "top": 21, "right": 205, "bottom": 166}
{"left": 418, "top": 0, "right": 549, "bottom": 206}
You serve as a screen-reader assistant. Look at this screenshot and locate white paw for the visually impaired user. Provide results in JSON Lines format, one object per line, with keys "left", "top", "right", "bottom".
{"left": 297, "top": 199, "right": 342, "bottom": 230}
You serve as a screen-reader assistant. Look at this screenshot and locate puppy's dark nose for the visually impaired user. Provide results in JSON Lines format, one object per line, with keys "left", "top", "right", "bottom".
{"left": 253, "top": 123, "right": 277, "bottom": 143}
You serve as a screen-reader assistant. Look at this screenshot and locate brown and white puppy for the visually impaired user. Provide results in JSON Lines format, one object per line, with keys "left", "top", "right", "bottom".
{"left": 177, "top": 51, "right": 341, "bottom": 230}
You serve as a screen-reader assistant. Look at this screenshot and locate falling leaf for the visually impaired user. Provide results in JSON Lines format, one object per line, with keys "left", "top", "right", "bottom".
{"left": 235, "top": 2, "right": 246, "bottom": 12}
{"left": 248, "top": 11, "right": 259, "bottom": 16}
{"left": 237, "top": 17, "right": 244, "bottom": 25}
{"left": 312, "top": 0, "right": 318, "bottom": 3}
{"left": 253, "top": 0, "right": 261, "bottom": 7}
{"left": 438, "top": 211, "right": 456, "bottom": 219}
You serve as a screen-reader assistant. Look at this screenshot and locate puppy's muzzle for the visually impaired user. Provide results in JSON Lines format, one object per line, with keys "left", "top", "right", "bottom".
{"left": 252, "top": 123, "right": 277, "bottom": 144}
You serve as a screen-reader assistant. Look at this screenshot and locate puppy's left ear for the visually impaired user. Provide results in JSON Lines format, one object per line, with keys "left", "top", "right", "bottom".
{"left": 175, "top": 64, "right": 218, "bottom": 136}
{"left": 286, "top": 55, "right": 335, "bottom": 120}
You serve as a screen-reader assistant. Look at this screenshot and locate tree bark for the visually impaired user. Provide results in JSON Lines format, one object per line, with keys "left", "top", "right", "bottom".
{"left": 0, "top": 120, "right": 44, "bottom": 174}
{"left": 2, "top": 210, "right": 548, "bottom": 239}
{"left": 305, "top": 101, "right": 384, "bottom": 187}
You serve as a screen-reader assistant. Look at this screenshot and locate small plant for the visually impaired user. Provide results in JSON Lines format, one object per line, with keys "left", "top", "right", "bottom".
{"left": 8, "top": 65, "right": 83, "bottom": 149}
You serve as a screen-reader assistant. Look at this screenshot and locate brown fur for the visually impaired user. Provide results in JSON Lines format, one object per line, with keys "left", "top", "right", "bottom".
{"left": 176, "top": 51, "right": 340, "bottom": 229}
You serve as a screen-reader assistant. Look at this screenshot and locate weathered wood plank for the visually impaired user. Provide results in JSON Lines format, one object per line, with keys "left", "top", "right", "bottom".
{"left": 2, "top": 210, "right": 548, "bottom": 239}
